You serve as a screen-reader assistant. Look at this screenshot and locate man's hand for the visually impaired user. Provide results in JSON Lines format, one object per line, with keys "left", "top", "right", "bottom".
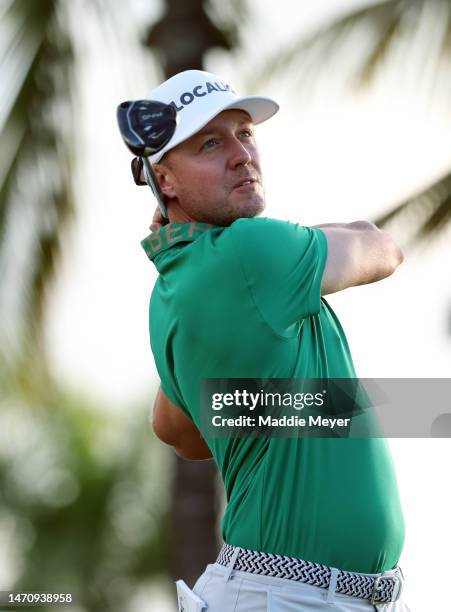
{"left": 149, "top": 206, "right": 169, "bottom": 233}
{"left": 152, "top": 387, "right": 213, "bottom": 460}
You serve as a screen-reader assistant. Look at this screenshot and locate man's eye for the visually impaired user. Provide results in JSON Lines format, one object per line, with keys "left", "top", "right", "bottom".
{"left": 240, "top": 129, "right": 253, "bottom": 138}
{"left": 202, "top": 138, "right": 220, "bottom": 150}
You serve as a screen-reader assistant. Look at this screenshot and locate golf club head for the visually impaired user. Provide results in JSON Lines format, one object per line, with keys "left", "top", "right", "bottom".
{"left": 117, "top": 99, "right": 178, "bottom": 219}
{"left": 116, "top": 99, "right": 178, "bottom": 157}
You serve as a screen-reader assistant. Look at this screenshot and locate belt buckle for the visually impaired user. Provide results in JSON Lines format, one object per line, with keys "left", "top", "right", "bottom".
{"left": 370, "top": 567, "right": 404, "bottom": 605}
{"left": 370, "top": 575, "right": 384, "bottom": 605}
{"left": 389, "top": 567, "right": 405, "bottom": 603}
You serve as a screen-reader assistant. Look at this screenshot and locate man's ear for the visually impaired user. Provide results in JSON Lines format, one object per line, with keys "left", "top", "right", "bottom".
{"left": 153, "top": 163, "right": 176, "bottom": 199}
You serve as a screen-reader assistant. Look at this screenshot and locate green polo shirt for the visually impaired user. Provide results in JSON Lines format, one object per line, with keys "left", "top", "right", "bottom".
{"left": 142, "top": 217, "right": 405, "bottom": 574}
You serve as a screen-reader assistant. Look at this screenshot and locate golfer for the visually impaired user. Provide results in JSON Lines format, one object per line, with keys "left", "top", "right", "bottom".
{"left": 137, "top": 70, "right": 410, "bottom": 611}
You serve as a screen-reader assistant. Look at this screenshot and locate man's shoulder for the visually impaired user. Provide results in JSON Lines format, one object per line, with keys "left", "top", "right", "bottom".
{"left": 228, "top": 216, "right": 299, "bottom": 242}
{"left": 227, "top": 216, "right": 319, "bottom": 252}
{"left": 230, "top": 216, "right": 294, "bottom": 231}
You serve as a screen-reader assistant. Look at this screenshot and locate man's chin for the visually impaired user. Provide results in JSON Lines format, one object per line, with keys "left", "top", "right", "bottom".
{"left": 230, "top": 188, "right": 264, "bottom": 210}
{"left": 194, "top": 197, "right": 265, "bottom": 226}
{"left": 237, "top": 198, "right": 265, "bottom": 219}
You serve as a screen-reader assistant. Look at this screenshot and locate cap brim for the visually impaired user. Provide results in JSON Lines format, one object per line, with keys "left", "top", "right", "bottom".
{"left": 150, "top": 95, "right": 279, "bottom": 163}
{"left": 222, "top": 95, "right": 279, "bottom": 125}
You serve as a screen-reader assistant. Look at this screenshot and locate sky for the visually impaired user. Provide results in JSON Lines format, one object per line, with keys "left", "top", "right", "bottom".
{"left": 42, "top": 1, "right": 451, "bottom": 610}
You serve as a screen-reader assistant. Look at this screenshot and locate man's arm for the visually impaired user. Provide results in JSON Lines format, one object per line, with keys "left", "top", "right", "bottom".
{"left": 152, "top": 387, "right": 213, "bottom": 460}
{"left": 312, "top": 221, "right": 404, "bottom": 296}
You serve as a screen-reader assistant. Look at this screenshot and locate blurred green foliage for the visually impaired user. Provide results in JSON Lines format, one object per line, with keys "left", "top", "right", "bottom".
{"left": 0, "top": 356, "right": 173, "bottom": 611}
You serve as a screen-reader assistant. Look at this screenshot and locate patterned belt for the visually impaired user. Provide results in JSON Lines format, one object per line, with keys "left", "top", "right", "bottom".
{"left": 216, "top": 543, "right": 404, "bottom": 605}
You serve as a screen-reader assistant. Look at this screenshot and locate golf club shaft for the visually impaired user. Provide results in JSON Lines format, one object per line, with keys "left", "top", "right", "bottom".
{"left": 142, "top": 157, "right": 168, "bottom": 219}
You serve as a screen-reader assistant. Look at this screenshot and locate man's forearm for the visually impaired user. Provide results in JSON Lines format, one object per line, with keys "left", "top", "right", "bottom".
{"left": 175, "top": 433, "right": 213, "bottom": 461}
{"left": 152, "top": 386, "right": 213, "bottom": 460}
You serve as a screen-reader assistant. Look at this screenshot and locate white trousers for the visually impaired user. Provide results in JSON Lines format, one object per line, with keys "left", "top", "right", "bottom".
{"left": 191, "top": 562, "right": 412, "bottom": 612}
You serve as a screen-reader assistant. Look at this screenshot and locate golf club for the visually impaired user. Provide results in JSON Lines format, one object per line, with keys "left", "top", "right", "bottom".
{"left": 117, "top": 99, "right": 178, "bottom": 219}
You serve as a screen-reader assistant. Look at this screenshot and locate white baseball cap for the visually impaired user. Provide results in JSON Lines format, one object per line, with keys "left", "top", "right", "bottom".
{"left": 144, "top": 69, "right": 279, "bottom": 163}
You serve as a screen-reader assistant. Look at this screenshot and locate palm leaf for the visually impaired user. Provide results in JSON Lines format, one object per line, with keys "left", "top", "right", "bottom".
{"left": 248, "top": 0, "right": 451, "bottom": 244}
{"left": 374, "top": 170, "right": 451, "bottom": 244}
{"left": 0, "top": 0, "right": 74, "bottom": 359}
{"left": 249, "top": 0, "right": 451, "bottom": 91}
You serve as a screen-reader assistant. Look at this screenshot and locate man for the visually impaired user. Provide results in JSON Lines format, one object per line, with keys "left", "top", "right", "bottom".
{"left": 136, "top": 70, "right": 410, "bottom": 611}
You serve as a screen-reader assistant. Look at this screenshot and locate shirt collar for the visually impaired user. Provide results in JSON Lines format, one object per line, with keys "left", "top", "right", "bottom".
{"left": 141, "top": 222, "right": 214, "bottom": 261}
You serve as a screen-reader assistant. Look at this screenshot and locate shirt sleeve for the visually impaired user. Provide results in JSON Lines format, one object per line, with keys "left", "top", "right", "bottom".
{"left": 229, "top": 217, "right": 328, "bottom": 334}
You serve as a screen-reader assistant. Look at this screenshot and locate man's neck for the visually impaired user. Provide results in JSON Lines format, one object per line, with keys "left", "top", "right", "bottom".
{"left": 167, "top": 201, "right": 195, "bottom": 224}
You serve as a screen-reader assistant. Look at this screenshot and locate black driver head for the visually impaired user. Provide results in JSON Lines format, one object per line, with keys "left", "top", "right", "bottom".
{"left": 116, "top": 99, "right": 178, "bottom": 157}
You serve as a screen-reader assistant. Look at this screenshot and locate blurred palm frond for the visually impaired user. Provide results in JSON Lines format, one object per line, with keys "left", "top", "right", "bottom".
{"left": 250, "top": 0, "right": 451, "bottom": 244}
{"left": 374, "top": 169, "right": 451, "bottom": 244}
{"left": 0, "top": 0, "right": 75, "bottom": 359}
{"left": 250, "top": 0, "right": 451, "bottom": 90}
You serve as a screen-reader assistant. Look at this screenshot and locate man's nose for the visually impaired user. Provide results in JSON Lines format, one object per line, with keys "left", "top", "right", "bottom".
{"left": 228, "top": 138, "right": 252, "bottom": 167}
